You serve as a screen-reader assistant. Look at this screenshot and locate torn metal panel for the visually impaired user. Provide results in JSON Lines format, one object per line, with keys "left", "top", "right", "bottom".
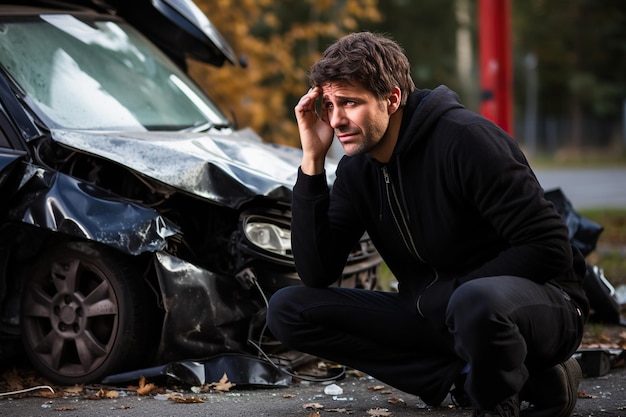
{"left": 544, "top": 188, "right": 603, "bottom": 256}
{"left": 7, "top": 166, "right": 179, "bottom": 255}
{"left": 50, "top": 128, "right": 303, "bottom": 208}
{"left": 101, "top": 354, "right": 291, "bottom": 387}
{"left": 0, "top": 150, "right": 26, "bottom": 196}
{"left": 153, "top": 251, "right": 264, "bottom": 362}
{"left": 0, "top": 151, "right": 25, "bottom": 173}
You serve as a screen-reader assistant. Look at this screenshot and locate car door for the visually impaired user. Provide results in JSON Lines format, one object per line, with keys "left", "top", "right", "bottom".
{"left": 0, "top": 107, "right": 27, "bottom": 200}
{"left": 0, "top": 68, "right": 34, "bottom": 200}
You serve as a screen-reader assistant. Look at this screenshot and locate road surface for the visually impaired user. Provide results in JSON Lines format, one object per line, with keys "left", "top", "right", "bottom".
{"left": 535, "top": 167, "right": 626, "bottom": 209}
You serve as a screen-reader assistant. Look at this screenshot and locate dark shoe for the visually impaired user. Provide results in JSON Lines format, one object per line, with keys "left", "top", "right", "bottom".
{"left": 473, "top": 394, "right": 520, "bottom": 417}
{"left": 521, "top": 357, "right": 582, "bottom": 417}
{"left": 450, "top": 373, "right": 472, "bottom": 408}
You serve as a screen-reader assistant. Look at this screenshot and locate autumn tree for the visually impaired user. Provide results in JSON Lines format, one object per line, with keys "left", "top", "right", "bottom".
{"left": 189, "top": 0, "right": 381, "bottom": 147}
{"left": 512, "top": 0, "right": 626, "bottom": 151}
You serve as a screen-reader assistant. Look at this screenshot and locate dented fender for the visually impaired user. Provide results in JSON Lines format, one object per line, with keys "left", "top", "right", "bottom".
{"left": 7, "top": 165, "right": 179, "bottom": 255}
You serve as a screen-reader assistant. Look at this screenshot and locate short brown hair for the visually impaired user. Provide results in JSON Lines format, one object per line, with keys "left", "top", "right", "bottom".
{"left": 309, "top": 32, "right": 415, "bottom": 106}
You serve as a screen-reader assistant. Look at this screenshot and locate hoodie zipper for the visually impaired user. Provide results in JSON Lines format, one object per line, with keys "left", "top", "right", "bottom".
{"left": 381, "top": 165, "right": 439, "bottom": 317}
{"left": 382, "top": 166, "right": 423, "bottom": 261}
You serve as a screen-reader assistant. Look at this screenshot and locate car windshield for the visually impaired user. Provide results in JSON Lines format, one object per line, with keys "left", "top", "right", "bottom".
{"left": 0, "top": 13, "right": 229, "bottom": 131}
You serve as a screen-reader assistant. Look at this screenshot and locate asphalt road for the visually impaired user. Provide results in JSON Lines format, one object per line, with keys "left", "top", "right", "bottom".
{"left": 535, "top": 167, "right": 626, "bottom": 209}
{"left": 1, "top": 364, "right": 625, "bottom": 417}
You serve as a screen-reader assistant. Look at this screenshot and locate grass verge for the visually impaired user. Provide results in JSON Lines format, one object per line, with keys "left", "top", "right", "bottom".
{"left": 580, "top": 208, "right": 626, "bottom": 287}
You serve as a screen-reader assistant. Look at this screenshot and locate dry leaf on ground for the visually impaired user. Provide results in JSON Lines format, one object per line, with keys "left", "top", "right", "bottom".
{"left": 39, "top": 390, "right": 64, "bottom": 399}
{"left": 303, "top": 402, "right": 325, "bottom": 410}
{"left": 199, "top": 373, "right": 235, "bottom": 393}
{"left": 578, "top": 390, "right": 596, "bottom": 399}
{"left": 387, "top": 397, "right": 405, "bottom": 404}
{"left": 85, "top": 388, "right": 120, "bottom": 400}
{"left": 63, "top": 385, "right": 84, "bottom": 395}
{"left": 1, "top": 369, "right": 24, "bottom": 391}
{"left": 367, "top": 408, "right": 392, "bottom": 416}
{"left": 326, "top": 407, "right": 352, "bottom": 413}
{"left": 170, "top": 396, "right": 204, "bottom": 403}
{"left": 137, "top": 383, "right": 158, "bottom": 396}
{"left": 136, "top": 375, "right": 162, "bottom": 396}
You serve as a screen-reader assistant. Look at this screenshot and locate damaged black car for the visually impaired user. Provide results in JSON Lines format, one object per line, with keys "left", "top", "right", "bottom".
{"left": 0, "top": 0, "right": 381, "bottom": 385}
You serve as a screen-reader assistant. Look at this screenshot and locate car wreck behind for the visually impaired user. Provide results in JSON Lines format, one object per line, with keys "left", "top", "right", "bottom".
{"left": 0, "top": 0, "right": 381, "bottom": 385}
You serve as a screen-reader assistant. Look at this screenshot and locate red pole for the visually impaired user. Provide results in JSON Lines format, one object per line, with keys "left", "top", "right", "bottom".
{"left": 478, "top": 0, "right": 513, "bottom": 135}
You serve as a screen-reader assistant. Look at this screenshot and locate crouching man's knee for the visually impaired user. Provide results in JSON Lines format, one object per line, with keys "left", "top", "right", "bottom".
{"left": 266, "top": 286, "right": 307, "bottom": 346}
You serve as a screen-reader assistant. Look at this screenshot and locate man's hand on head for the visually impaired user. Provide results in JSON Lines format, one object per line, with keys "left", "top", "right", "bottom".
{"left": 295, "top": 87, "right": 334, "bottom": 175}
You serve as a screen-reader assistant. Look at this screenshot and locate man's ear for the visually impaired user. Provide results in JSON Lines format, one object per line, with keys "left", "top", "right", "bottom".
{"left": 387, "top": 86, "right": 402, "bottom": 115}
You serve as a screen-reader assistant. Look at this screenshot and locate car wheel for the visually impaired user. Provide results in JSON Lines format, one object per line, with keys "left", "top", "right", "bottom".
{"left": 21, "top": 242, "right": 154, "bottom": 385}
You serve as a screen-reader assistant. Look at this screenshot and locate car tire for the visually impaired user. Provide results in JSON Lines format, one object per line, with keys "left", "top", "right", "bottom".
{"left": 20, "top": 241, "right": 155, "bottom": 385}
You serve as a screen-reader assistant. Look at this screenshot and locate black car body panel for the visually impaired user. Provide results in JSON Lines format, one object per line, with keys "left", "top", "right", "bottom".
{"left": 108, "top": 0, "right": 239, "bottom": 66}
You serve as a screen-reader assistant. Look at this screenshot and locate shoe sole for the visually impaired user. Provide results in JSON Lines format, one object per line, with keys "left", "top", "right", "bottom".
{"left": 561, "top": 357, "right": 582, "bottom": 417}
{"left": 522, "top": 357, "right": 582, "bottom": 417}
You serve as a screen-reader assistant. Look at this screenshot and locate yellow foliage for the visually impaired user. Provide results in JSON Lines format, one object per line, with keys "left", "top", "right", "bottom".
{"left": 189, "top": 0, "right": 381, "bottom": 147}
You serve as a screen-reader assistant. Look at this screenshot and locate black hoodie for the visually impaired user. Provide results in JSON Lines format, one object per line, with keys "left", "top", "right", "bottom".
{"left": 291, "top": 85, "right": 589, "bottom": 327}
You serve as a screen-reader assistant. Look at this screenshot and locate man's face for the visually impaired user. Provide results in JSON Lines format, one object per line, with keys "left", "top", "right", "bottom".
{"left": 320, "top": 81, "right": 392, "bottom": 157}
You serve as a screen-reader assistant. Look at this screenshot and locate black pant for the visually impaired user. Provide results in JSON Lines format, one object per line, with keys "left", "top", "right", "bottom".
{"left": 266, "top": 276, "right": 584, "bottom": 409}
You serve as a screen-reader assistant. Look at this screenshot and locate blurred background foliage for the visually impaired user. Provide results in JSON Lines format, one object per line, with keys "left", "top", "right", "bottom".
{"left": 188, "top": 0, "right": 381, "bottom": 147}
{"left": 189, "top": 0, "right": 626, "bottom": 160}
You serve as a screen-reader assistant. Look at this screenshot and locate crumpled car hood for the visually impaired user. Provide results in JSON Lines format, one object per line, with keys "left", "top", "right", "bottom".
{"left": 50, "top": 127, "right": 333, "bottom": 208}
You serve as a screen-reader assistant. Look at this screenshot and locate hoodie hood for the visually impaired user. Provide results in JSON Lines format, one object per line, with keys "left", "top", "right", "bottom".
{"left": 50, "top": 127, "right": 332, "bottom": 208}
{"left": 394, "top": 85, "right": 465, "bottom": 158}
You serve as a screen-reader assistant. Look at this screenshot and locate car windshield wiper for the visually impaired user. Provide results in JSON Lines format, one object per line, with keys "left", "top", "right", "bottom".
{"left": 181, "top": 121, "right": 230, "bottom": 133}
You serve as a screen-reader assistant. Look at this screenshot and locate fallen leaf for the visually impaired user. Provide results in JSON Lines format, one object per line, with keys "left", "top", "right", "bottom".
{"left": 326, "top": 407, "right": 352, "bottom": 413}
{"left": 282, "top": 393, "right": 296, "bottom": 398}
{"left": 161, "top": 392, "right": 184, "bottom": 401}
{"left": 106, "top": 390, "right": 119, "bottom": 399}
{"left": 213, "top": 373, "right": 235, "bottom": 392}
{"left": 367, "top": 408, "right": 392, "bottom": 416}
{"left": 387, "top": 397, "right": 405, "bottom": 405}
{"left": 368, "top": 385, "right": 385, "bottom": 391}
{"left": 2, "top": 368, "right": 23, "bottom": 391}
{"left": 40, "top": 390, "right": 65, "bottom": 398}
{"left": 578, "top": 390, "right": 596, "bottom": 399}
{"left": 137, "top": 383, "right": 158, "bottom": 396}
{"left": 134, "top": 375, "right": 164, "bottom": 396}
{"left": 303, "top": 402, "right": 325, "bottom": 410}
{"left": 54, "top": 406, "right": 78, "bottom": 411}
{"left": 200, "top": 373, "right": 235, "bottom": 393}
{"left": 307, "top": 412, "right": 321, "bottom": 417}
{"left": 170, "top": 396, "right": 204, "bottom": 403}
{"left": 63, "top": 385, "right": 84, "bottom": 395}
{"left": 347, "top": 369, "right": 364, "bottom": 378}
{"left": 85, "top": 388, "right": 119, "bottom": 400}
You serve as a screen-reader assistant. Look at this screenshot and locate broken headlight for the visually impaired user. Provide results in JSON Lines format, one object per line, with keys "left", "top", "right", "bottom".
{"left": 242, "top": 214, "right": 292, "bottom": 258}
